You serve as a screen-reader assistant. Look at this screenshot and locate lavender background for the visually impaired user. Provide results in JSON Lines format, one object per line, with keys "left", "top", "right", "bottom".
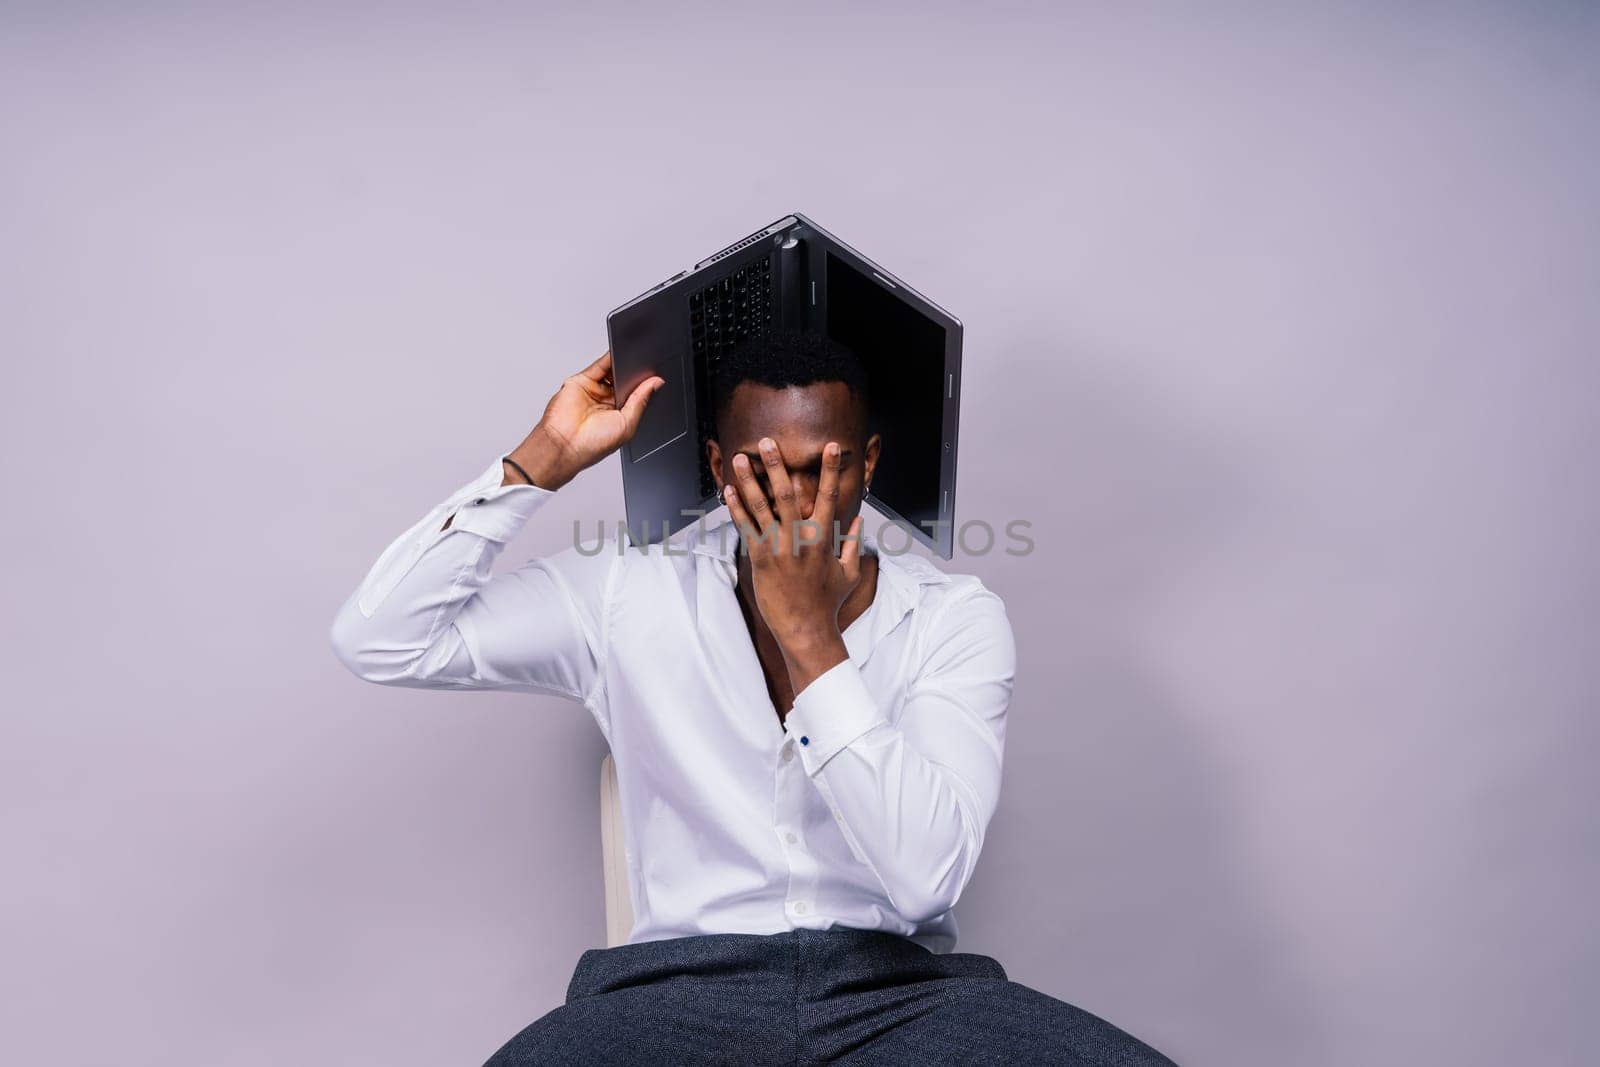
{"left": 3, "top": 3, "right": 1597, "bottom": 1064}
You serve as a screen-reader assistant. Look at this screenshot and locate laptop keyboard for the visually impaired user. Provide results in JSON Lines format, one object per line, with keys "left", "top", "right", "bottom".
{"left": 689, "top": 255, "right": 775, "bottom": 497}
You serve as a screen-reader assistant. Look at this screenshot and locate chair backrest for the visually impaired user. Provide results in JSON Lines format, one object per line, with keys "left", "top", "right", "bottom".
{"left": 599, "top": 752, "right": 634, "bottom": 948}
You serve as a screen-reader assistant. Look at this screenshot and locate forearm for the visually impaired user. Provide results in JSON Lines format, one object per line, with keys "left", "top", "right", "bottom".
{"left": 809, "top": 718, "right": 983, "bottom": 924}
{"left": 333, "top": 453, "right": 556, "bottom": 683}
{"left": 778, "top": 626, "right": 850, "bottom": 696}
{"left": 779, "top": 592, "right": 1013, "bottom": 925}
{"left": 441, "top": 427, "right": 574, "bottom": 531}
{"left": 781, "top": 659, "right": 989, "bottom": 924}
{"left": 330, "top": 348, "right": 658, "bottom": 695}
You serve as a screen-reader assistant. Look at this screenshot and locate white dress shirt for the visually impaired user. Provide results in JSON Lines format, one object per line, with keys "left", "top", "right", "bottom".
{"left": 329, "top": 453, "right": 1016, "bottom": 954}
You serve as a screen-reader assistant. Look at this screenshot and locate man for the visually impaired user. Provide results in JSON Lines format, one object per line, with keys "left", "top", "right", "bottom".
{"left": 330, "top": 332, "right": 1175, "bottom": 1065}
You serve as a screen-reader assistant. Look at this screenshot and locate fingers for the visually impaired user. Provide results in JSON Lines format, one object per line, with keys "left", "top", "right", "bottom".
{"left": 729, "top": 452, "right": 776, "bottom": 542}
{"left": 839, "top": 514, "right": 864, "bottom": 581}
{"left": 757, "top": 437, "right": 802, "bottom": 526}
{"left": 618, "top": 375, "right": 665, "bottom": 431}
{"left": 722, "top": 479, "right": 770, "bottom": 561}
{"left": 810, "top": 440, "right": 842, "bottom": 532}
{"left": 577, "top": 350, "right": 614, "bottom": 384}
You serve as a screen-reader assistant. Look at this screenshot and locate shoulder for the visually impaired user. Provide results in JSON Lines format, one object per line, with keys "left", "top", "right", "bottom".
{"left": 887, "top": 551, "right": 1008, "bottom": 615}
{"left": 883, "top": 554, "right": 1016, "bottom": 694}
{"left": 884, "top": 552, "right": 1013, "bottom": 655}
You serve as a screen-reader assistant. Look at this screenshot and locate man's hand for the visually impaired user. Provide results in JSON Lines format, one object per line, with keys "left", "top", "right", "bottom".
{"left": 442, "top": 350, "right": 663, "bottom": 531}
{"left": 723, "top": 437, "right": 865, "bottom": 691}
{"left": 511, "top": 349, "right": 665, "bottom": 491}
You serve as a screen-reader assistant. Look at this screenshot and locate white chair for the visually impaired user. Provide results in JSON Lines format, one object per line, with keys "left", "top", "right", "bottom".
{"left": 599, "top": 752, "right": 634, "bottom": 948}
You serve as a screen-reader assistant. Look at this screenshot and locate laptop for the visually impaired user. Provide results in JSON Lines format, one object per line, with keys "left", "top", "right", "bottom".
{"left": 606, "top": 212, "right": 963, "bottom": 560}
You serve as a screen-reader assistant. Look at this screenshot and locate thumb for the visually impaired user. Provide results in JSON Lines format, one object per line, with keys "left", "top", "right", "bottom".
{"left": 619, "top": 376, "right": 666, "bottom": 428}
{"left": 839, "top": 515, "right": 864, "bottom": 584}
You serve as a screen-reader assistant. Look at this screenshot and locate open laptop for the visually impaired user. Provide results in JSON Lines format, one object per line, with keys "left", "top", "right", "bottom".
{"left": 606, "top": 212, "right": 963, "bottom": 560}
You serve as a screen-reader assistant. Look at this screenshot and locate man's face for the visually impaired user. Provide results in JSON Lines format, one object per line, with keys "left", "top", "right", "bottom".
{"left": 707, "top": 381, "right": 880, "bottom": 555}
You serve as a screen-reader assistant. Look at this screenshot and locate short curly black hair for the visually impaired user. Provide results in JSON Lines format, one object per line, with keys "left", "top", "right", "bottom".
{"left": 708, "top": 330, "right": 870, "bottom": 442}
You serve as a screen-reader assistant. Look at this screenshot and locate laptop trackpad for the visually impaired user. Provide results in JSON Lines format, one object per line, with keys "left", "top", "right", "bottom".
{"left": 624, "top": 346, "right": 689, "bottom": 463}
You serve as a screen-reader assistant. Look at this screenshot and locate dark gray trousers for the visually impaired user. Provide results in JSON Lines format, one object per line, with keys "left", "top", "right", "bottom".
{"left": 482, "top": 928, "right": 1177, "bottom": 1065}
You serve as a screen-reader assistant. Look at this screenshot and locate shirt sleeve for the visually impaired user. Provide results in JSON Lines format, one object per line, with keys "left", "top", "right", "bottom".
{"left": 780, "top": 585, "right": 1015, "bottom": 925}
{"left": 328, "top": 453, "right": 619, "bottom": 718}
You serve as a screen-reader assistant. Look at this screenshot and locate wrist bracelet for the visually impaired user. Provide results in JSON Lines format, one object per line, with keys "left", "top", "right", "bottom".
{"left": 502, "top": 455, "right": 538, "bottom": 487}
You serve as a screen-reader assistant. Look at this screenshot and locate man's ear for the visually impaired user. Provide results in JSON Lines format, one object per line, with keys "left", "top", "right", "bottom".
{"left": 863, "top": 432, "right": 883, "bottom": 489}
{"left": 706, "top": 438, "right": 724, "bottom": 492}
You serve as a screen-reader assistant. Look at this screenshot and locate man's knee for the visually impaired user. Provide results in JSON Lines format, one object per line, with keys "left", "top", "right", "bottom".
{"left": 983, "top": 980, "right": 1177, "bottom": 1066}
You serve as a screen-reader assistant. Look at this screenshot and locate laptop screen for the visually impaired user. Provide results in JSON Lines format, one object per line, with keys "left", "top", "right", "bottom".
{"left": 823, "top": 250, "right": 948, "bottom": 544}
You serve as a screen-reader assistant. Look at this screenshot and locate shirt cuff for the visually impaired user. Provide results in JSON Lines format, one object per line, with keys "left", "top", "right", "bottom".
{"left": 783, "top": 657, "right": 890, "bottom": 774}
{"left": 444, "top": 454, "right": 559, "bottom": 544}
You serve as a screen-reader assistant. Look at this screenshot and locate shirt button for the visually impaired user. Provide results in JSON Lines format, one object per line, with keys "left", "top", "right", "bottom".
{"left": 782, "top": 748, "right": 794, "bottom": 763}
{"left": 794, "top": 900, "right": 809, "bottom": 914}
{"left": 785, "top": 831, "right": 798, "bottom": 845}
{"left": 473, "top": 497, "right": 486, "bottom": 505}
{"left": 800, "top": 736, "right": 810, "bottom": 746}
